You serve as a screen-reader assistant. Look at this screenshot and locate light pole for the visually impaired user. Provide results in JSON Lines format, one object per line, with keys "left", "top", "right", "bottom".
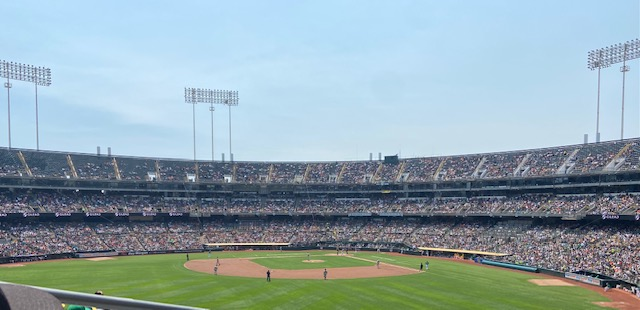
{"left": 620, "top": 45, "right": 630, "bottom": 140}
{"left": 228, "top": 103, "right": 232, "bottom": 161}
{"left": 0, "top": 61, "right": 51, "bottom": 150}
{"left": 185, "top": 88, "right": 199, "bottom": 161}
{"left": 34, "top": 66, "right": 51, "bottom": 150}
{"left": 209, "top": 104, "right": 215, "bottom": 162}
{"left": 587, "top": 50, "right": 608, "bottom": 142}
{"left": 588, "top": 39, "right": 640, "bottom": 141}
{"left": 4, "top": 67, "right": 11, "bottom": 149}
{"left": 219, "top": 90, "right": 239, "bottom": 161}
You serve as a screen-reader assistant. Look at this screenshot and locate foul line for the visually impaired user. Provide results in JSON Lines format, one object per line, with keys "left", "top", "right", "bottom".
{"left": 343, "top": 255, "right": 419, "bottom": 273}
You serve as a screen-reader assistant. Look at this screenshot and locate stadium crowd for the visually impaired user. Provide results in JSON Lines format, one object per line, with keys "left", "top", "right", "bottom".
{"left": 0, "top": 191, "right": 637, "bottom": 216}
{"left": 0, "top": 138, "right": 638, "bottom": 297}
{"left": 0, "top": 218, "right": 637, "bottom": 286}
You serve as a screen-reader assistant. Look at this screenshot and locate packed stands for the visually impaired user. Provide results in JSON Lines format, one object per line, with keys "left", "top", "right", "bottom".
{"left": 0, "top": 218, "right": 637, "bottom": 285}
{"left": 0, "top": 138, "right": 639, "bottom": 289}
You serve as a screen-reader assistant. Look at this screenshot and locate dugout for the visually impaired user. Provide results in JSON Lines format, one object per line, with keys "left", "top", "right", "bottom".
{"left": 417, "top": 247, "right": 509, "bottom": 259}
{"left": 565, "top": 270, "right": 621, "bottom": 288}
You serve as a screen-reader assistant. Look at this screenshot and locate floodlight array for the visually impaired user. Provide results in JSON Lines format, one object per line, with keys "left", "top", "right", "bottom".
{"left": 588, "top": 39, "right": 640, "bottom": 70}
{"left": 0, "top": 60, "right": 52, "bottom": 86}
{"left": 184, "top": 88, "right": 239, "bottom": 106}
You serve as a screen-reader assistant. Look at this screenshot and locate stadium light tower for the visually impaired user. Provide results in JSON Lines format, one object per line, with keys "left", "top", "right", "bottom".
{"left": 0, "top": 60, "right": 51, "bottom": 150}
{"left": 588, "top": 39, "right": 640, "bottom": 141}
{"left": 184, "top": 88, "right": 238, "bottom": 162}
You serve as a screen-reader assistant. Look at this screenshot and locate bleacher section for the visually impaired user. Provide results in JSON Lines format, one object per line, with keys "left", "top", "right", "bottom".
{"left": 0, "top": 138, "right": 635, "bottom": 183}
{"left": 0, "top": 190, "right": 636, "bottom": 217}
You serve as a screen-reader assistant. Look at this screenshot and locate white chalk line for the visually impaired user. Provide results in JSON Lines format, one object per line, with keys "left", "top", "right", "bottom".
{"left": 346, "top": 255, "right": 419, "bottom": 272}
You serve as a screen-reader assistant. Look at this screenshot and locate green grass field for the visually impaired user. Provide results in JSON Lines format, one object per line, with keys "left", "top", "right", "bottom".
{"left": 0, "top": 251, "right": 610, "bottom": 309}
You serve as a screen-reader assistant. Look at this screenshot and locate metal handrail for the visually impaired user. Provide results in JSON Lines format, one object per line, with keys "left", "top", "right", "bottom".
{"left": 0, "top": 281, "right": 207, "bottom": 310}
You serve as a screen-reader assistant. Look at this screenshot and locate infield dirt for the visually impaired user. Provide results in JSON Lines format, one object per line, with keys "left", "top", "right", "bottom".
{"left": 185, "top": 256, "right": 418, "bottom": 279}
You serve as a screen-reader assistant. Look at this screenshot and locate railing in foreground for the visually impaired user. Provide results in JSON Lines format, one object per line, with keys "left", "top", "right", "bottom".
{"left": 0, "top": 281, "right": 207, "bottom": 310}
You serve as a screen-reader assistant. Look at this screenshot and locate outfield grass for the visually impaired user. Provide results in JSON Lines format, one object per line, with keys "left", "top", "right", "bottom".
{"left": 0, "top": 251, "right": 610, "bottom": 309}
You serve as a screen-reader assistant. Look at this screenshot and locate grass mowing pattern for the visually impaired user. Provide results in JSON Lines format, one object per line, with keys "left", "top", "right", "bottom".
{"left": 0, "top": 251, "right": 610, "bottom": 309}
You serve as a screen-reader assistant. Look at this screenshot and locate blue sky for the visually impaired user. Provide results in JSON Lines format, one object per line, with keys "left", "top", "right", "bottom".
{"left": 1, "top": 0, "right": 639, "bottom": 161}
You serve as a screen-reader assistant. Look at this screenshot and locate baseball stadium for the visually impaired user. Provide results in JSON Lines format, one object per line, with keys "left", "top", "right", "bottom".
{"left": 2, "top": 1, "right": 640, "bottom": 310}
{"left": 0, "top": 138, "right": 638, "bottom": 309}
